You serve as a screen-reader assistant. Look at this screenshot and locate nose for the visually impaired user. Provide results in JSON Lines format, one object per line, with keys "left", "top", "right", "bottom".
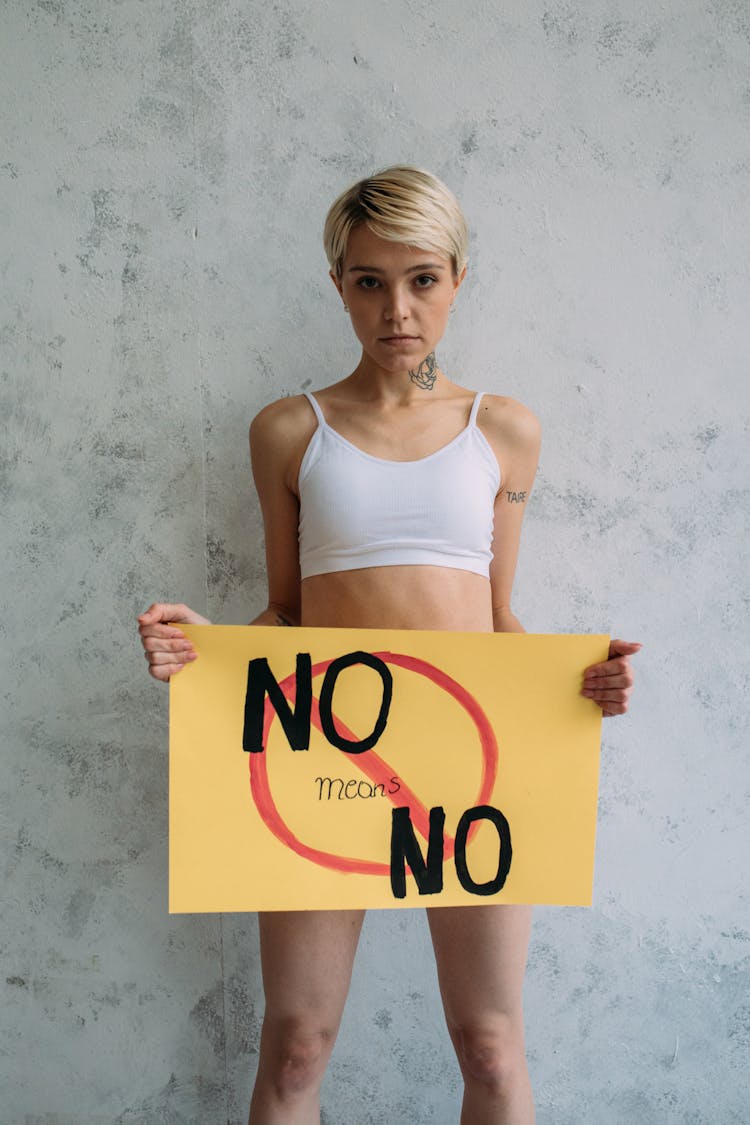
{"left": 384, "top": 284, "right": 411, "bottom": 323}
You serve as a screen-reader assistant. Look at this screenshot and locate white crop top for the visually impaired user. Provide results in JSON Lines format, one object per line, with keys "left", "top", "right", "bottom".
{"left": 297, "top": 391, "right": 501, "bottom": 580}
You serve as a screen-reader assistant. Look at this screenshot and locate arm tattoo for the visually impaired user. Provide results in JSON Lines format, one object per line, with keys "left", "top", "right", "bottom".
{"left": 275, "top": 612, "right": 293, "bottom": 626}
{"left": 506, "top": 490, "right": 527, "bottom": 503}
{"left": 409, "top": 352, "right": 437, "bottom": 390}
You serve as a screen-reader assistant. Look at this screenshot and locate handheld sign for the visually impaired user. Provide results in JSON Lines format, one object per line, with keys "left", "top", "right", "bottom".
{"left": 169, "top": 626, "right": 607, "bottom": 912}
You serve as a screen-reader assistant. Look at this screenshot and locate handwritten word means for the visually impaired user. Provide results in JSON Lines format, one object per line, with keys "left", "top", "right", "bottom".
{"left": 315, "top": 776, "right": 402, "bottom": 801}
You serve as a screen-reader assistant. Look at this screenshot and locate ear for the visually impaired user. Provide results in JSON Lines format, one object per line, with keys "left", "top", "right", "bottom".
{"left": 330, "top": 269, "right": 345, "bottom": 302}
{"left": 452, "top": 264, "right": 467, "bottom": 300}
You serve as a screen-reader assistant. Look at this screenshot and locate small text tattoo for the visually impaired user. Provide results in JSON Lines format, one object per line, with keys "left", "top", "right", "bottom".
{"left": 506, "top": 490, "right": 527, "bottom": 504}
{"left": 409, "top": 352, "right": 437, "bottom": 390}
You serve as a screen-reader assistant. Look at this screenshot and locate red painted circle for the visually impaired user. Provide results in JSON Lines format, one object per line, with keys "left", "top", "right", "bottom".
{"left": 248, "top": 652, "right": 498, "bottom": 875}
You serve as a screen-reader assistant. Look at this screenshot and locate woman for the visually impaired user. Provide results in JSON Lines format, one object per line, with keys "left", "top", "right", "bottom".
{"left": 139, "top": 166, "right": 639, "bottom": 1124}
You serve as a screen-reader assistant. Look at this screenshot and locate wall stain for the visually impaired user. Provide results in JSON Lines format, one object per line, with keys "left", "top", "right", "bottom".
{"left": 693, "top": 422, "right": 720, "bottom": 450}
{"left": 64, "top": 888, "right": 97, "bottom": 939}
{"left": 461, "top": 129, "right": 479, "bottom": 156}
{"left": 541, "top": 7, "right": 582, "bottom": 47}
{"left": 190, "top": 980, "right": 227, "bottom": 1057}
{"left": 226, "top": 969, "right": 261, "bottom": 1059}
{"left": 373, "top": 1007, "right": 393, "bottom": 1030}
{"left": 114, "top": 1070, "right": 225, "bottom": 1122}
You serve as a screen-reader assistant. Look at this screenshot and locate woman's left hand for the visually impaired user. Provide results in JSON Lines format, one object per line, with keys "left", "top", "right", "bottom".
{"left": 581, "top": 639, "right": 642, "bottom": 717}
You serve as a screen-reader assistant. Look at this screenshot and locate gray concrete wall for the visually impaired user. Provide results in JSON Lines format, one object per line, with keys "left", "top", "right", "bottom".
{"left": 2, "top": 1, "right": 748, "bottom": 1121}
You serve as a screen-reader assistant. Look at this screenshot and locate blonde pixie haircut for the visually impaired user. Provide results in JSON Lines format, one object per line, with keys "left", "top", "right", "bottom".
{"left": 323, "top": 165, "right": 469, "bottom": 280}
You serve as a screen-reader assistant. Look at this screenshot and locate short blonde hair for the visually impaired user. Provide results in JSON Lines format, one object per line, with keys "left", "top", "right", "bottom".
{"left": 323, "top": 165, "right": 468, "bottom": 279}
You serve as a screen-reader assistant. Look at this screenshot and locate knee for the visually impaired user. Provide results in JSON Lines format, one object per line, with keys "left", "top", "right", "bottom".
{"left": 261, "top": 1017, "right": 334, "bottom": 1099}
{"left": 452, "top": 1016, "right": 527, "bottom": 1094}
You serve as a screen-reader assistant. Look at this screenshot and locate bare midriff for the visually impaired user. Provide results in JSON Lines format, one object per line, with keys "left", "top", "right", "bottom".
{"left": 300, "top": 566, "right": 494, "bottom": 633}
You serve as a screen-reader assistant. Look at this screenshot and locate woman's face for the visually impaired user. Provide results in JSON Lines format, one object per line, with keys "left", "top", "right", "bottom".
{"left": 332, "top": 224, "right": 465, "bottom": 372}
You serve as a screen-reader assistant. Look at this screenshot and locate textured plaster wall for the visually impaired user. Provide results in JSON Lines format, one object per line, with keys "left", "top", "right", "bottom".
{"left": 2, "top": 1, "right": 748, "bottom": 1122}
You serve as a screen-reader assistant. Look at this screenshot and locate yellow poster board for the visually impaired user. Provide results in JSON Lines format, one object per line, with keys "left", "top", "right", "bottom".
{"left": 169, "top": 626, "right": 608, "bottom": 913}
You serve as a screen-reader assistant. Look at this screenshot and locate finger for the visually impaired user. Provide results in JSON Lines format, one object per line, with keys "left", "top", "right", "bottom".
{"left": 583, "top": 657, "right": 635, "bottom": 681}
{"left": 608, "top": 639, "right": 642, "bottom": 658}
{"left": 582, "top": 690, "right": 632, "bottom": 706}
{"left": 137, "top": 603, "right": 190, "bottom": 626}
{"left": 141, "top": 636, "right": 195, "bottom": 655}
{"left": 139, "top": 622, "right": 190, "bottom": 641}
{"left": 582, "top": 671, "right": 634, "bottom": 691}
{"left": 146, "top": 648, "right": 197, "bottom": 666}
{"left": 137, "top": 603, "right": 171, "bottom": 625}
{"left": 148, "top": 660, "right": 190, "bottom": 682}
{"left": 584, "top": 640, "right": 641, "bottom": 678}
{"left": 582, "top": 688, "right": 632, "bottom": 705}
{"left": 139, "top": 626, "right": 193, "bottom": 645}
{"left": 601, "top": 701, "right": 629, "bottom": 717}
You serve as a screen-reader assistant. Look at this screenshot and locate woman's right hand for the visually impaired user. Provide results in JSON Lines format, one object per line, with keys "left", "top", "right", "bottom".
{"left": 137, "top": 602, "right": 211, "bottom": 682}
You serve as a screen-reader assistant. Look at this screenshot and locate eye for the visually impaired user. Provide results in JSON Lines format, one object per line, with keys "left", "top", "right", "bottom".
{"left": 414, "top": 274, "right": 438, "bottom": 289}
{"left": 356, "top": 276, "right": 380, "bottom": 289}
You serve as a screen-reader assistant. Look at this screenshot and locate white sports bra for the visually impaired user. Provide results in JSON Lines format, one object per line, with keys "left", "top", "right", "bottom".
{"left": 297, "top": 391, "right": 501, "bottom": 580}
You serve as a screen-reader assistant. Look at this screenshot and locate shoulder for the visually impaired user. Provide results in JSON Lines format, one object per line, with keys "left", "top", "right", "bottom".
{"left": 249, "top": 391, "right": 314, "bottom": 434}
{"left": 249, "top": 393, "right": 318, "bottom": 456}
{"left": 476, "top": 393, "right": 541, "bottom": 450}
{"left": 249, "top": 395, "right": 319, "bottom": 493}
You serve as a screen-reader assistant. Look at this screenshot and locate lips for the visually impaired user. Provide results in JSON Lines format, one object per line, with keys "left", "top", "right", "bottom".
{"left": 380, "top": 335, "right": 419, "bottom": 342}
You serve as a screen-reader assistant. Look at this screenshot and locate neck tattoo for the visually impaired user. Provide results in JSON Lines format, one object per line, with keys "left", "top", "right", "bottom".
{"left": 409, "top": 352, "right": 437, "bottom": 390}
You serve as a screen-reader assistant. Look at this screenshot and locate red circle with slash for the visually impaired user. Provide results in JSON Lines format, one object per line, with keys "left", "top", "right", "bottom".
{"left": 248, "top": 652, "right": 498, "bottom": 875}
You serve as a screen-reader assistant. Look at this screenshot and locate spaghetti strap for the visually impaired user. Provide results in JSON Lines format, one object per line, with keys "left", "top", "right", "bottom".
{"left": 468, "top": 391, "right": 484, "bottom": 427}
{"left": 304, "top": 391, "right": 327, "bottom": 428}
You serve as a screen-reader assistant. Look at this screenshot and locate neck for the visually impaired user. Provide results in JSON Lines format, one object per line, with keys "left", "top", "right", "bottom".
{"left": 349, "top": 351, "right": 442, "bottom": 401}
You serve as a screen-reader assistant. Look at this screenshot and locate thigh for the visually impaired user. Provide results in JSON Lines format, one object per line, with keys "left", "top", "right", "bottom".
{"left": 258, "top": 909, "right": 366, "bottom": 1023}
{"left": 426, "top": 904, "right": 532, "bottom": 1022}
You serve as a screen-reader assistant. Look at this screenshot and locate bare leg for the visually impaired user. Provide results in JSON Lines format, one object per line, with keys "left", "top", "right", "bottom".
{"left": 248, "top": 908, "right": 365, "bottom": 1125}
{"left": 427, "top": 904, "right": 534, "bottom": 1125}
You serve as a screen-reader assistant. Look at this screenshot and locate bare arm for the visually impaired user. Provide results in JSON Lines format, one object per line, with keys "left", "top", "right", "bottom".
{"left": 478, "top": 396, "right": 641, "bottom": 714}
{"left": 248, "top": 395, "right": 315, "bottom": 627}
{"left": 480, "top": 396, "right": 542, "bottom": 636}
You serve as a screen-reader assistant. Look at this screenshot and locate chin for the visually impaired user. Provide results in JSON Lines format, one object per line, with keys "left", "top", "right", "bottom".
{"left": 381, "top": 351, "right": 424, "bottom": 372}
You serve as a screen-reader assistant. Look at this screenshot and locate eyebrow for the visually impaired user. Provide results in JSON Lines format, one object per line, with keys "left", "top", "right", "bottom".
{"left": 346, "top": 263, "right": 446, "bottom": 274}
